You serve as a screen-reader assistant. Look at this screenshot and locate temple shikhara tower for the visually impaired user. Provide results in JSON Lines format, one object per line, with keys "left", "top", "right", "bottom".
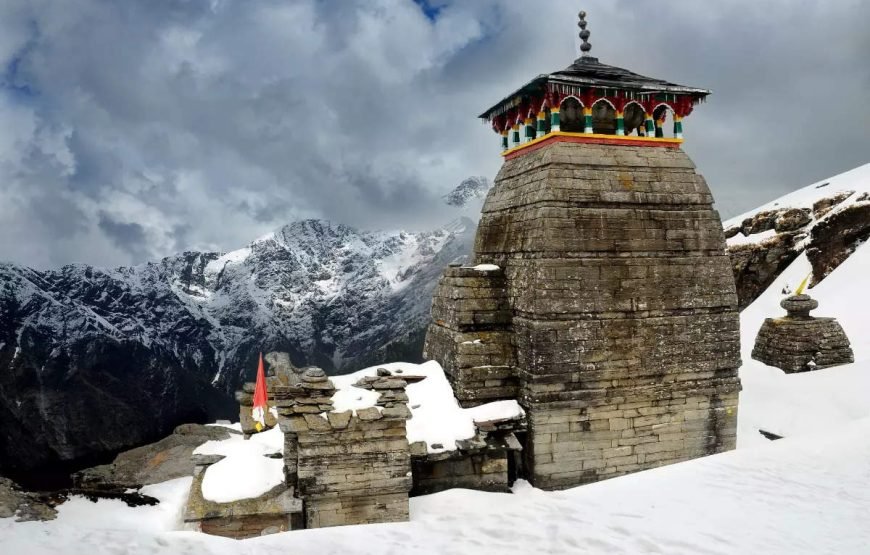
{"left": 425, "top": 11, "right": 742, "bottom": 489}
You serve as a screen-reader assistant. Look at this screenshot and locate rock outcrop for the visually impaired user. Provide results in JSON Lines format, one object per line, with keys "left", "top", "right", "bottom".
{"left": 728, "top": 232, "right": 803, "bottom": 310}
{"left": 725, "top": 183, "right": 869, "bottom": 310}
{"left": 806, "top": 203, "right": 870, "bottom": 285}
{"left": 0, "top": 477, "right": 57, "bottom": 522}
{"left": 74, "top": 424, "right": 239, "bottom": 491}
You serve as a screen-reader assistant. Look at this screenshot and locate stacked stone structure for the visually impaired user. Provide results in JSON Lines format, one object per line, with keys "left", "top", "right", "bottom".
{"left": 424, "top": 264, "right": 517, "bottom": 406}
{"left": 410, "top": 423, "right": 523, "bottom": 496}
{"left": 752, "top": 294, "right": 853, "bottom": 373}
{"left": 235, "top": 352, "right": 302, "bottom": 434}
{"left": 425, "top": 11, "right": 742, "bottom": 490}
{"left": 278, "top": 368, "right": 413, "bottom": 529}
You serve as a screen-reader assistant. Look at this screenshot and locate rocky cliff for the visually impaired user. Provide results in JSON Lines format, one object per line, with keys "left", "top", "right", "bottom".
{"left": 725, "top": 164, "right": 870, "bottom": 309}
{"left": 0, "top": 218, "right": 475, "bottom": 479}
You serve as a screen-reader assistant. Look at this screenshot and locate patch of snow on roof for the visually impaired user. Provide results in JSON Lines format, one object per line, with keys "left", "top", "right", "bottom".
{"left": 193, "top": 426, "right": 282, "bottom": 457}
{"left": 330, "top": 361, "right": 521, "bottom": 453}
{"left": 464, "top": 399, "right": 525, "bottom": 423}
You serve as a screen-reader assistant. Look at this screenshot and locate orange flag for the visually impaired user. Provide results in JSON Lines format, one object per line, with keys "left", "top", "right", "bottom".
{"left": 252, "top": 352, "right": 269, "bottom": 432}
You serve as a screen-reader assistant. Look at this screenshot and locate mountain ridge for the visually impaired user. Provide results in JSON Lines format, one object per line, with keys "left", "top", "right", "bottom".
{"left": 0, "top": 216, "right": 475, "bottom": 477}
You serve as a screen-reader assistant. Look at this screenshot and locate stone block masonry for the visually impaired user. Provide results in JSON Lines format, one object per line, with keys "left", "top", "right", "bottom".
{"left": 424, "top": 265, "right": 518, "bottom": 407}
{"left": 278, "top": 368, "right": 413, "bottom": 528}
{"left": 425, "top": 141, "right": 742, "bottom": 489}
{"left": 752, "top": 294, "right": 853, "bottom": 373}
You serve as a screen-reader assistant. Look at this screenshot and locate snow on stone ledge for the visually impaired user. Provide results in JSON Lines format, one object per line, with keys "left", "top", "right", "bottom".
{"left": 726, "top": 228, "right": 778, "bottom": 248}
{"left": 200, "top": 454, "right": 284, "bottom": 503}
{"left": 193, "top": 426, "right": 283, "bottom": 458}
{"left": 464, "top": 399, "right": 525, "bottom": 424}
{"left": 330, "top": 361, "right": 523, "bottom": 454}
{"left": 195, "top": 426, "right": 285, "bottom": 503}
{"left": 471, "top": 264, "right": 500, "bottom": 271}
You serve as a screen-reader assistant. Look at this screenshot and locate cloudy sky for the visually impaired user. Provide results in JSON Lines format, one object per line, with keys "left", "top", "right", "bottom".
{"left": 1, "top": 0, "right": 868, "bottom": 269}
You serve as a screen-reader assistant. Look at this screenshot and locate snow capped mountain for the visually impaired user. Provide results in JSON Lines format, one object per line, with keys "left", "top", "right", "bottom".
{"left": 0, "top": 218, "right": 475, "bottom": 476}
{"left": 443, "top": 176, "right": 491, "bottom": 207}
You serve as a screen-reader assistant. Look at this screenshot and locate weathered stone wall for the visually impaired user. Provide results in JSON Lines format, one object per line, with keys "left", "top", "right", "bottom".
{"left": 424, "top": 266, "right": 517, "bottom": 406}
{"left": 278, "top": 369, "right": 413, "bottom": 529}
{"left": 183, "top": 463, "right": 303, "bottom": 539}
{"left": 284, "top": 412, "right": 412, "bottom": 528}
{"left": 411, "top": 451, "right": 510, "bottom": 496}
{"left": 427, "top": 141, "right": 742, "bottom": 489}
{"left": 200, "top": 514, "right": 296, "bottom": 540}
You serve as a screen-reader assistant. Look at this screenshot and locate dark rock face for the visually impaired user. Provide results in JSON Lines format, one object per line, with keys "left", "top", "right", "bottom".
{"left": 426, "top": 142, "right": 741, "bottom": 490}
{"left": 73, "top": 424, "right": 239, "bottom": 491}
{"left": 806, "top": 203, "right": 870, "bottom": 285}
{"left": 752, "top": 295, "right": 854, "bottom": 372}
{"left": 728, "top": 232, "right": 803, "bottom": 310}
{"left": 0, "top": 218, "right": 474, "bottom": 478}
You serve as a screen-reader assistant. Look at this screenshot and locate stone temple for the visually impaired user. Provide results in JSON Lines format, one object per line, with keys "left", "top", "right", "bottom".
{"left": 424, "top": 11, "right": 742, "bottom": 489}
{"left": 752, "top": 293, "right": 853, "bottom": 373}
{"left": 183, "top": 12, "right": 744, "bottom": 538}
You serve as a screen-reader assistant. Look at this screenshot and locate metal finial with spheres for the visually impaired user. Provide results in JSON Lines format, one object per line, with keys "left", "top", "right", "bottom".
{"left": 578, "top": 10, "right": 591, "bottom": 55}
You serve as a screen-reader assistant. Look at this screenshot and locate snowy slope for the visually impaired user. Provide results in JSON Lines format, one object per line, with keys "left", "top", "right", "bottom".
{"left": 725, "top": 163, "right": 870, "bottom": 231}
{"left": 724, "top": 162, "right": 870, "bottom": 309}
{"left": 723, "top": 162, "right": 870, "bottom": 258}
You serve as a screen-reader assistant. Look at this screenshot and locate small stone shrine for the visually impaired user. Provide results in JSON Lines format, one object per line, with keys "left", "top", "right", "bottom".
{"left": 425, "top": 10, "right": 741, "bottom": 490}
{"left": 752, "top": 294, "right": 853, "bottom": 373}
{"left": 186, "top": 357, "right": 525, "bottom": 538}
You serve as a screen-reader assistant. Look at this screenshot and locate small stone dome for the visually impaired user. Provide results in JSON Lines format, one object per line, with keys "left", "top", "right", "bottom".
{"left": 752, "top": 294, "right": 853, "bottom": 373}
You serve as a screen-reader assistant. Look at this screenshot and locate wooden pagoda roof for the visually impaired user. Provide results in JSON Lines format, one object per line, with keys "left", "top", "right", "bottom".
{"left": 478, "top": 56, "right": 711, "bottom": 120}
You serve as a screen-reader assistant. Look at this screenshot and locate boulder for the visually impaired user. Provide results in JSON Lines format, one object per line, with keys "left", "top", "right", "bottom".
{"left": 741, "top": 210, "right": 782, "bottom": 236}
{"left": 73, "top": 424, "right": 239, "bottom": 491}
{"left": 774, "top": 208, "right": 812, "bottom": 232}
{"left": 0, "top": 477, "right": 57, "bottom": 522}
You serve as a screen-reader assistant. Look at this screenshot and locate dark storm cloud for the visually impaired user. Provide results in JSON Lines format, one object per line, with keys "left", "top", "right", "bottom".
{"left": 0, "top": 0, "right": 867, "bottom": 269}
{"left": 97, "top": 212, "right": 150, "bottom": 262}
